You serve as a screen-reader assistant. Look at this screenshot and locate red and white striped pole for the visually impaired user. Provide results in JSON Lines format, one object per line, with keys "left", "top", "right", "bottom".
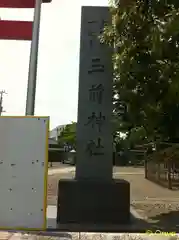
{"left": 0, "top": 0, "right": 52, "bottom": 115}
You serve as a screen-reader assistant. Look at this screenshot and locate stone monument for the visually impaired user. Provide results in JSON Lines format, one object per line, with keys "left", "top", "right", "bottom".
{"left": 75, "top": 5, "right": 113, "bottom": 180}
{"left": 57, "top": 6, "right": 130, "bottom": 230}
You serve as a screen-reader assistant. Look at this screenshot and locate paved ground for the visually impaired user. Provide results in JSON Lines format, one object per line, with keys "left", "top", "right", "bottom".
{"left": 47, "top": 165, "right": 179, "bottom": 231}
{"left": 117, "top": 170, "right": 179, "bottom": 232}
{"left": 1, "top": 165, "right": 179, "bottom": 239}
{"left": 0, "top": 232, "right": 178, "bottom": 240}
{"left": 113, "top": 167, "right": 179, "bottom": 231}
{"left": 47, "top": 164, "right": 74, "bottom": 205}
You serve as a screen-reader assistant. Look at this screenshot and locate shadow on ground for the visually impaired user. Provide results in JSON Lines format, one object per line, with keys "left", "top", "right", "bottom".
{"left": 132, "top": 210, "right": 179, "bottom": 232}
{"left": 6, "top": 212, "right": 179, "bottom": 235}
{"left": 49, "top": 210, "right": 179, "bottom": 232}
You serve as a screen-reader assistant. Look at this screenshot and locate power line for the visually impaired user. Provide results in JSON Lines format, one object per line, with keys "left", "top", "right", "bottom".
{"left": 0, "top": 90, "right": 7, "bottom": 115}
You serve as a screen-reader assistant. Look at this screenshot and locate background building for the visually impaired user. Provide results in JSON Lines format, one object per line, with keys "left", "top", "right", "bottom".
{"left": 49, "top": 124, "right": 67, "bottom": 140}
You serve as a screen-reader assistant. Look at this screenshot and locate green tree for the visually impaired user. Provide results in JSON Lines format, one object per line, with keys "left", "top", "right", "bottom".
{"left": 58, "top": 122, "right": 76, "bottom": 148}
{"left": 100, "top": 0, "right": 179, "bottom": 143}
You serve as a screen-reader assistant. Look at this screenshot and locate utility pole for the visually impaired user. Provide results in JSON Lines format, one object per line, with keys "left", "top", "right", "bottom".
{"left": 0, "top": 90, "right": 7, "bottom": 115}
{"left": 25, "top": 0, "right": 42, "bottom": 115}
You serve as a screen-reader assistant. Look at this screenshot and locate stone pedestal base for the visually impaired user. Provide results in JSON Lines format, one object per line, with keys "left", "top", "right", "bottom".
{"left": 57, "top": 179, "right": 130, "bottom": 226}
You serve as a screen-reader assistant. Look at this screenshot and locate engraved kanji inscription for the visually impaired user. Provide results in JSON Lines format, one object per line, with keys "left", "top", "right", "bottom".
{"left": 88, "top": 20, "right": 97, "bottom": 48}
{"left": 89, "top": 84, "right": 104, "bottom": 104}
{"left": 88, "top": 58, "right": 104, "bottom": 74}
{"left": 85, "top": 112, "right": 105, "bottom": 132}
{"left": 99, "top": 20, "right": 108, "bottom": 34}
{"left": 86, "top": 138, "right": 104, "bottom": 156}
{"left": 87, "top": 20, "right": 108, "bottom": 48}
{"left": 88, "top": 20, "right": 108, "bottom": 33}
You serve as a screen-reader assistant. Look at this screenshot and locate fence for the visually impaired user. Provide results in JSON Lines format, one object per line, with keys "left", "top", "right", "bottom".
{"left": 145, "top": 149, "right": 179, "bottom": 189}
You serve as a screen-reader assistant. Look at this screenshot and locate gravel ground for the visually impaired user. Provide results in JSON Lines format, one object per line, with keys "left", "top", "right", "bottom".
{"left": 6, "top": 233, "right": 179, "bottom": 240}
{"left": 131, "top": 202, "right": 179, "bottom": 219}
{"left": 131, "top": 202, "right": 179, "bottom": 230}
{"left": 47, "top": 166, "right": 179, "bottom": 231}
{"left": 116, "top": 170, "right": 179, "bottom": 231}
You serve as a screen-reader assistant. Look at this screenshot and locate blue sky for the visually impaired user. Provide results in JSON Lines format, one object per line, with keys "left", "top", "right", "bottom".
{"left": 0, "top": 0, "right": 108, "bottom": 130}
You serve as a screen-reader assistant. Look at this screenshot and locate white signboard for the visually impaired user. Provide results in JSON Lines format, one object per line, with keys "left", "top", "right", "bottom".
{"left": 0, "top": 116, "right": 49, "bottom": 230}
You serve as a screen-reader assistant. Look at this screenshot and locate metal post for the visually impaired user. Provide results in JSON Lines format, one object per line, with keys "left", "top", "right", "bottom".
{"left": 0, "top": 91, "right": 3, "bottom": 115}
{"left": 25, "top": 0, "right": 42, "bottom": 115}
{"left": 0, "top": 90, "right": 7, "bottom": 116}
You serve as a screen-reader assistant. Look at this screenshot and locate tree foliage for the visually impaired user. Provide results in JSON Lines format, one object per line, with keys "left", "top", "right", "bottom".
{"left": 58, "top": 122, "right": 76, "bottom": 148}
{"left": 101, "top": 0, "right": 179, "bottom": 144}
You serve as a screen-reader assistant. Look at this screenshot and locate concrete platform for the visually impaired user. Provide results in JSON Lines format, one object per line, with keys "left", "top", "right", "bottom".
{"left": 0, "top": 207, "right": 175, "bottom": 239}
{"left": 47, "top": 205, "right": 148, "bottom": 232}
{"left": 47, "top": 205, "right": 179, "bottom": 233}
{"left": 57, "top": 179, "right": 130, "bottom": 226}
{"left": 47, "top": 205, "right": 57, "bottom": 229}
{"left": 0, "top": 231, "right": 176, "bottom": 240}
